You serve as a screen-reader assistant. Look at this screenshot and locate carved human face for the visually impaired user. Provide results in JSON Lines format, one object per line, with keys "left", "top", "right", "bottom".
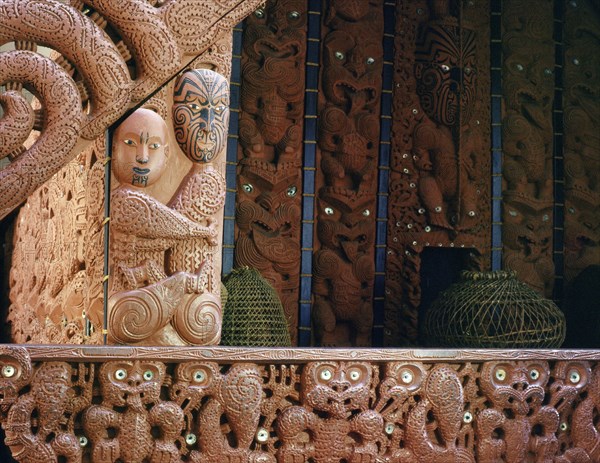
{"left": 173, "top": 69, "right": 230, "bottom": 163}
{"left": 112, "top": 108, "right": 169, "bottom": 188}
{"left": 99, "top": 360, "right": 165, "bottom": 408}
{"left": 303, "top": 361, "right": 372, "bottom": 419}
{"left": 415, "top": 23, "right": 477, "bottom": 128}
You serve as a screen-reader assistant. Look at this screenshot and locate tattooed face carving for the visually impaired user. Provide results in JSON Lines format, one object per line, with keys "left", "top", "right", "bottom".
{"left": 112, "top": 108, "right": 169, "bottom": 188}
{"left": 173, "top": 69, "right": 230, "bottom": 163}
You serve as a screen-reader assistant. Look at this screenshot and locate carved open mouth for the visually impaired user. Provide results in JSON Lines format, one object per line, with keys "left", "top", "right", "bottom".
{"left": 133, "top": 167, "right": 150, "bottom": 175}
{"left": 255, "top": 39, "right": 300, "bottom": 59}
{"left": 252, "top": 220, "right": 292, "bottom": 237}
{"left": 334, "top": 82, "right": 377, "bottom": 101}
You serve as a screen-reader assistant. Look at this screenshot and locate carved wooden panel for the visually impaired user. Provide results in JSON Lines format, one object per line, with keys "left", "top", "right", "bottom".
{"left": 311, "top": 0, "right": 384, "bottom": 347}
{"left": 501, "top": 0, "right": 555, "bottom": 297}
{"left": 384, "top": 0, "right": 491, "bottom": 346}
{"left": 234, "top": 0, "right": 308, "bottom": 345}
{"left": 8, "top": 29, "right": 235, "bottom": 346}
{"left": 2, "top": 345, "right": 600, "bottom": 462}
{"left": 563, "top": 0, "right": 600, "bottom": 286}
{"left": 0, "top": 0, "right": 263, "bottom": 221}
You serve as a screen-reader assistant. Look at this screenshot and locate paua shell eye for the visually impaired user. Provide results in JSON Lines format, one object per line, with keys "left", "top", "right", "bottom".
{"left": 495, "top": 368, "right": 506, "bottom": 381}
{"left": 242, "top": 183, "right": 254, "bottom": 193}
{"left": 349, "top": 368, "right": 361, "bottom": 381}
{"left": 335, "top": 51, "right": 345, "bottom": 60}
{"left": 1, "top": 365, "right": 16, "bottom": 378}
{"left": 143, "top": 370, "right": 154, "bottom": 381}
{"left": 115, "top": 369, "right": 127, "bottom": 380}
{"left": 193, "top": 370, "right": 206, "bottom": 383}
{"left": 400, "top": 369, "right": 413, "bottom": 384}
{"left": 320, "top": 368, "right": 332, "bottom": 381}
{"left": 288, "top": 11, "right": 300, "bottom": 20}
{"left": 529, "top": 369, "right": 540, "bottom": 381}
{"left": 254, "top": 8, "right": 265, "bottom": 18}
{"left": 324, "top": 207, "right": 334, "bottom": 215}
{"left": 286, "top": 185, "right": 297, "bottom": 197}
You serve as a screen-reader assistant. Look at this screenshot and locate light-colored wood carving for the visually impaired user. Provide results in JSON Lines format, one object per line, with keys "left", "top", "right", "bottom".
{"left": 6, "top": 5, "right": 238, "bottom": 344}
{"left": 0, "top": 0, "right": 263, "bottom": 221}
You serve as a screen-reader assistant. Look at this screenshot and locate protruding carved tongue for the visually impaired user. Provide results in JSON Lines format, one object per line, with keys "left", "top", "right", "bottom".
{"left": 341, "top": 239, "right": 359, "bottom": 262}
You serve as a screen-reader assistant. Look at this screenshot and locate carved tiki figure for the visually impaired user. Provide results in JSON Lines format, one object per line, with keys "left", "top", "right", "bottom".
{"left": 412, "top": 3, "right": 481, "bottom": 230}
{"left": 168, "top": 69, "right": 229, "bottom": 345}
{"left": 277, "top": 361, "right": 383, "bottom": 463}
{"left": 107, "top": 108, "right": 217, "bottom": 345}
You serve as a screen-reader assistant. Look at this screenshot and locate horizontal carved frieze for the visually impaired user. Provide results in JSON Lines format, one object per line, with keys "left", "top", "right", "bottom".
{"left": 1, "top": 346, "right": 600, "bottom": 462}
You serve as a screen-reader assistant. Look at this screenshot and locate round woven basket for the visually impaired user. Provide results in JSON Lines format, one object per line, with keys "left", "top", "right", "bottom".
{"left": 421, "top": 270, "right": 566, "bottom": 348}
{"left": 221, "top": 267, "right": 292, "bottom": 347}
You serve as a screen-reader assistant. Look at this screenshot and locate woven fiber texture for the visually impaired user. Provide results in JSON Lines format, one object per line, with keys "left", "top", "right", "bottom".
{"left": 422, "top": 270, "right": 566, "bottom": 348}
{"left": 221, "top": 267, "right": 292, "bottom": 347}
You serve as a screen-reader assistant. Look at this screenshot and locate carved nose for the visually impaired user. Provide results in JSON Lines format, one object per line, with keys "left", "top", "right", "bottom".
{"left": 257, "top": 194, "right": 275, "bottom": 212}
{"left": 330, "top": 381, "right": 350, "bottom": 393}
{"left": 198, "top": 108, "right": 214, "bottom": 132}
{"left": 136, "top": 147, "right": 149, "bottom": 164}
{"left": 128, "top": 375, "right": 142, "bottom": 387}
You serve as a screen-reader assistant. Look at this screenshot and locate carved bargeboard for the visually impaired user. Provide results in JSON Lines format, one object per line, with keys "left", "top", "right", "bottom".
{"left": 1, "top": 346, "right": 600, "bottom": 462}
{"left": 384, "top": 0, "right": 491, "bottom": 346}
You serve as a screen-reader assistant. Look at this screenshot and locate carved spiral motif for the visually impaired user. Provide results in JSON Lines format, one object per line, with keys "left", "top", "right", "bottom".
{"left": 177, "top": 168, "right": 226, "bottom": 221}
{"left": 173, "top": 293, "right": 221, "bottom": 345}
{"left": 108, "top": 288, "right": 169, "bottom": 343}
{"left": 0, "top": 50, "right": 82, "bottom": 220}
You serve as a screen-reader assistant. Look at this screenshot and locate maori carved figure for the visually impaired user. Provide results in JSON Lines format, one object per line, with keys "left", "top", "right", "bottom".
{"left": 501, "top": 0, "right": 555, "bottom": 294}
{"left": 405, "top": 365, "right": 474, "bottom": 462}
{"left": 170, "top": 362, "right": 272, "bottom": 462}
{"left": 4, "top": 362, "right": 93, "bottom": 463}
{"left": 477, "top": 361, "right": 559, "bottom": 463}
{"left": 236, "top": 0, "right": 307, "bottom": 343}
{"left": 547, "top": 361, "right": 593, "bottom": 461}
{"left": 0, "top": 0, "right": 263, "bottom": 219}
{"left": 83, "top": 361, "right": 183, "bottom": 463}
{"left": 571, "top": 364, "right": 600, "bottom": 461}
{"left": 412, "top": 4, "right": 481, "bottom": 232}
{"left": 564, "top": 1, "right": 600, "bottom": 285}
{"left": 108, "top": 108, "right": 217, "bottom": 345}
{"left": 384, "top": 0, "right": 490, "bottom": 346}
{"left": 502, "top": 194, "right": 554, "bottom": 296}
{"left": 0, "top": 347, "right": 32, "bottom": 414}
{"left": 167, "top": 69, "right": 229, "bottom": 345}
{"left": 312, "top": 0, "right": 383, "bottom": 347}
{"left": 277, "top": 361, "right": 382, "bottom": 463}
{"left": 313, "top": 189, "right": 376, "bottom": 346}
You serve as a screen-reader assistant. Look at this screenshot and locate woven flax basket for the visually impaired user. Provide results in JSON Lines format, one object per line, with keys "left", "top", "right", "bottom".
{"left": 221, "top": 267, "right": 292, "bottom": 347}
{"left": 422, "top": 270, "right": 566, "bottom": 348}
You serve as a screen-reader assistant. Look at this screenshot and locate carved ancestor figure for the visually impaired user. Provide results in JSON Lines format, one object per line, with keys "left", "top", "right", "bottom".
{"left": 108, "top": 108, "right": 217, "bottom": 345}
{"left": 3, "top": 362, "right": 93, "bottom": 463}
{"left": 412, "top": 5, "right": 480, "bottom": 231}
{"left": 277, "top": 361, "right": 383, "bottom": 463}
{"left": 167, "top": 69, "right": 229, "bottom": 345}
{"left": 313, "top": 189, "right": 375, "bottom": 346}
{"left": 170, "top": 362, "right": 273, "bottom": 462}
{"left": 477, "top": 361, "right": 559, "bottom": 463}
{"left": 235, "top": 0, "right": 307, "bottom": 343}
{"left": 83, "top": 361, "right": 183, "bottom": 463}
{"left": 312, "top": 0, "right": 382, "bottom": 347}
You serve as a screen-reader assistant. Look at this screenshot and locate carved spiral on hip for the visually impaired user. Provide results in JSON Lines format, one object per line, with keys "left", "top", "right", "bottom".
{"left": 108, "top": 288, "right": 169, "bottom": 344}
{"left": 173, "top": 293, "right": 222, "bottom": 345}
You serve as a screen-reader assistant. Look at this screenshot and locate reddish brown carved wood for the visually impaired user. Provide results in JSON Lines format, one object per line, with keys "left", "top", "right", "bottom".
{"left": 563, "top": 0, "right": 600, "bottom": 286}
{"left": 1, "top": 346, "right": 600, "bottom": 462}
{"left": 312, "top": 0, "right": 383, "bottom": 347}
{"left": 501, "top": 0, "right": 555, "bottom": 297}
{"left": 234, "top": 0, "right": 307, "bottom": 345}
{"left": 384, "top": 0, "right": 491, "bottom": 346}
